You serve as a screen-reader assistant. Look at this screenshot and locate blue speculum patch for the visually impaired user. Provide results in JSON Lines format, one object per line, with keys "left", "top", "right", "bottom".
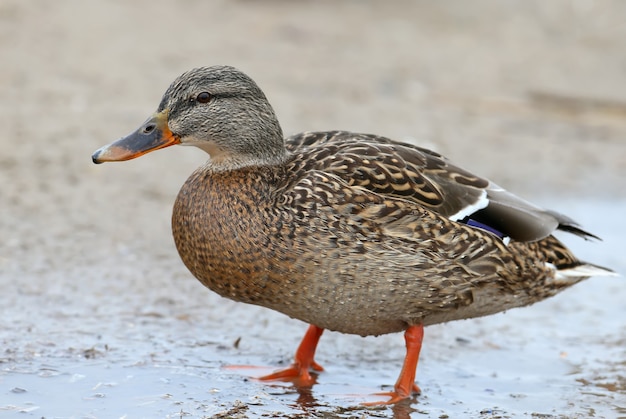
{"left": 462, "top": 216, "right": 506, "bottom": 239}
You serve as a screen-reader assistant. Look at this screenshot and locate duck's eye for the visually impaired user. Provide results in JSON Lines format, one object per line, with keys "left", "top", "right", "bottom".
{"left": 196, "top": 92, "right": 212, "bottom": 104}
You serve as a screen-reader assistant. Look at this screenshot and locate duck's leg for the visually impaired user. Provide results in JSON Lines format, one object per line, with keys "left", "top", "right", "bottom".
{"left": 257, "top": 324, "right": 325, "bottom": 387}
{"left": 363, "top": 324, "right": 424, "bottom": 405}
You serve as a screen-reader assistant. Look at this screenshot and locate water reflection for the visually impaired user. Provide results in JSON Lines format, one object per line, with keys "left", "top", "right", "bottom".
{"left": 271, "top": 376, "right": 421, "bottom": 418}
{"left": 389, "top": 398, "right": 419, "bottom": 419}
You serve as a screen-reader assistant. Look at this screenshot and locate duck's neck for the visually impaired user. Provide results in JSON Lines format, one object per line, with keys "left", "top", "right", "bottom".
{"left": 195, "top": 125, "right": 287, "bottom": 172}
{"left": 204, "top": 146, "right": 287, "bottom": 172}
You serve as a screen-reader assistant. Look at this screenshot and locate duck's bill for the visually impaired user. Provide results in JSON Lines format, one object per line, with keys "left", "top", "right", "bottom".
{"left": 92, "top": 110, "right": 180, "bottom": 164}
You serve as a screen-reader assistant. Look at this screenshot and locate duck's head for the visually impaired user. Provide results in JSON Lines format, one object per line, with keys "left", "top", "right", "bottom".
{"left": 92, "top": 66, "right": 285, "bottom": 169}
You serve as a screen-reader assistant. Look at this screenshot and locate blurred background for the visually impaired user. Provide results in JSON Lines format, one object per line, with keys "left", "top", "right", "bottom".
{"left": 1, "top": 1, "right": 624, "bottom": 418}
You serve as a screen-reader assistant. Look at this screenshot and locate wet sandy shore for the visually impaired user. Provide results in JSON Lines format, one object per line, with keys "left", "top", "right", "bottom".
{"left": 1, "top": 1, "right": 625, "bottom": 417}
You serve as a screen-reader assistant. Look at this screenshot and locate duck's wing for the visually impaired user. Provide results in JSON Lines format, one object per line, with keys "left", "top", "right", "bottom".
{"left": 285, "top": 131, "right": 597, "bottom": 242}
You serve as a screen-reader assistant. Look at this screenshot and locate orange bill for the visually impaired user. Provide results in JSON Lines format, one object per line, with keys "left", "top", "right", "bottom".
{"left": 92, "top": 110, "right": 180, "bottom": 164}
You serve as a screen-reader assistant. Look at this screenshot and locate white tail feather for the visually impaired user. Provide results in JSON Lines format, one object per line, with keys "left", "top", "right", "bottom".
{"left": 552, "top": 263, "right": 618, "bottom": 282}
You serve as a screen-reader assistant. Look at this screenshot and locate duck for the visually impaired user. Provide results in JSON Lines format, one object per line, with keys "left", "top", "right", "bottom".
{"left": 92, "top": 65, "right": 616, "bottom": 404}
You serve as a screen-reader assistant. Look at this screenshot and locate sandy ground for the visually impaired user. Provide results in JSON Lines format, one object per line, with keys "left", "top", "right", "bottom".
{"left": 1, "top": 1, "right": 625, "bottom": 418}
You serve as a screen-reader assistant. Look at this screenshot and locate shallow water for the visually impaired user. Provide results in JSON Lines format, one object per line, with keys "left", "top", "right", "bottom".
{"left": 1, "top": 199, "right": 624, "bottom": 418}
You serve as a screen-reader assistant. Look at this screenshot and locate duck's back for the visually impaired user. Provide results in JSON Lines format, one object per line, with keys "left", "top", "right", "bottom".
{"left": 285, "top": 131, "right": 596, "bottom": 242}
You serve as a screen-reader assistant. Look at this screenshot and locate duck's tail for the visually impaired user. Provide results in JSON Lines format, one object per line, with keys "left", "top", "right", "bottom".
{"left": 512, "top": 234, "right": 619, "bottom": 288}
{"left": 552, "top": 262, "right": 618, "bottom": 285}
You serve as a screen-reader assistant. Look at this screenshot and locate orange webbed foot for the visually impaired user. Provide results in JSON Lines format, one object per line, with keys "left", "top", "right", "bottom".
{"left": 362, "top": 324, "right": 424, "bottom": 405}
{"left": 256, "top": 324, "right": 325, "bottom": 387}
{"left": 257, "top": 360, "right": 324, "bottom": 387}
{"left": 361, "top": 383, "right": 421, "bottom": 405}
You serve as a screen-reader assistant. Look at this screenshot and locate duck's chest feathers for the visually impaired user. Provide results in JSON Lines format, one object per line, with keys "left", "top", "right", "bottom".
{"left": 172, "top": 166, "right": 295, "bottom": 304}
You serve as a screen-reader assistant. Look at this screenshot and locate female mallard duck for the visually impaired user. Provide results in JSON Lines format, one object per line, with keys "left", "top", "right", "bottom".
{"left": 92, "top": 65, "right": 615, "bottom": 404}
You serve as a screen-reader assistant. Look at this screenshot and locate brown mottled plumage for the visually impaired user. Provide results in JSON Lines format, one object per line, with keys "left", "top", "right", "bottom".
{"left": 92, "top": 66, "right": 615, "bottom": 404}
